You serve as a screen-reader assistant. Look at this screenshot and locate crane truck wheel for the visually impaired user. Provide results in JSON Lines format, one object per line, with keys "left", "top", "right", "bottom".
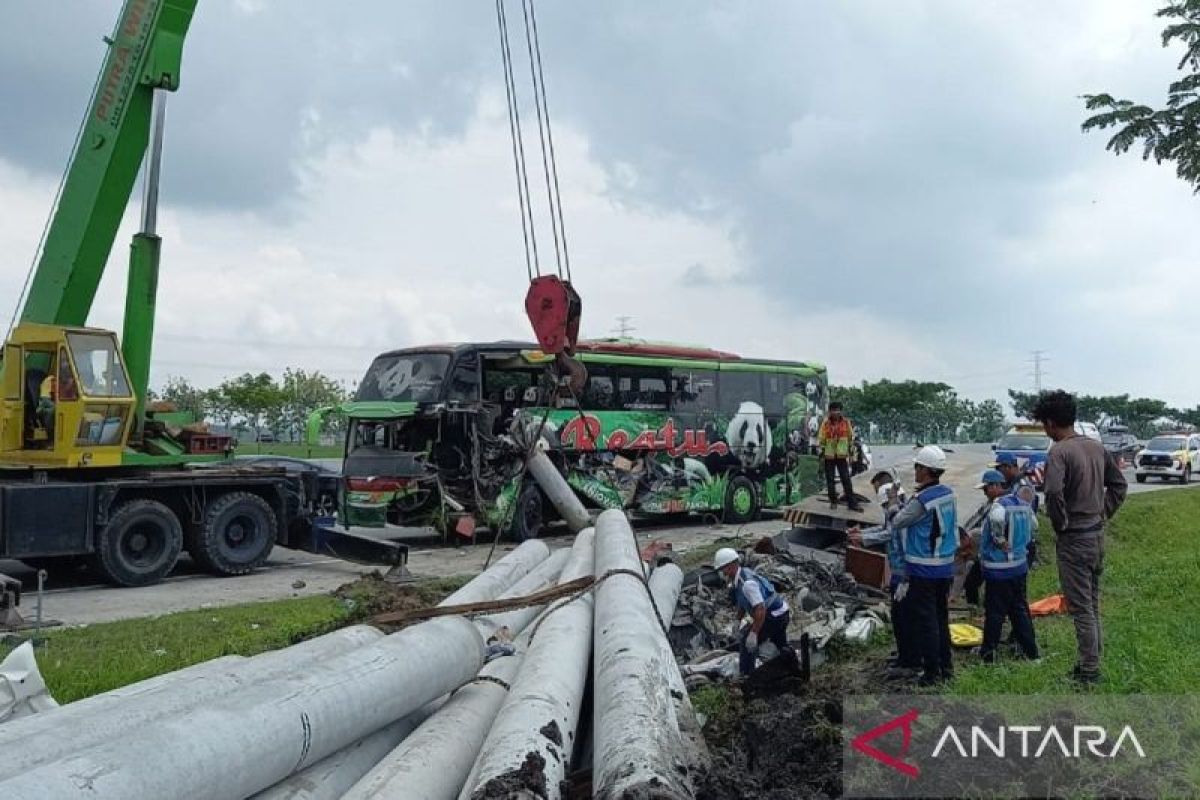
{"left": 92, "top": 499, "right": 183, "bottom": 587}
{"left": 188, "top": 492, "right": 277, "bottom": 576}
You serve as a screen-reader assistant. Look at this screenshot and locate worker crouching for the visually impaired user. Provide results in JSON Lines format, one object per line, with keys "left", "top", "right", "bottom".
{"left": 713, "top": 547, "right": 791, "bottom": 675}
{"left": 972, "top": 469, "right": 1039, "bottom": 663}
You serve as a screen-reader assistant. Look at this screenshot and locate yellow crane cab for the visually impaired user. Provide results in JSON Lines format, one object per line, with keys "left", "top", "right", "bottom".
{"left": 1, "top": 322, "right": 135, "bottom": 468}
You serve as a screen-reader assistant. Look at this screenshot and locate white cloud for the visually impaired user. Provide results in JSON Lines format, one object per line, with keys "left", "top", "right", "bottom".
{"left": 0, "top": 95, "right": 942, "bottom": 398}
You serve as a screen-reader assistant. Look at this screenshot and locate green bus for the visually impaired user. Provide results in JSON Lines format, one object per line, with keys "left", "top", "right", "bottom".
{"left": 322, "top": 338, "right": 827, "bottom": 539}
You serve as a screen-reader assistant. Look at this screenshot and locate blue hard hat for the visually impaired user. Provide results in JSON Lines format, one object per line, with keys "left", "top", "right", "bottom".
{"left": 976, "top": 469, "right": 1006, "bottom": 488}
{"left": 992, "top": 453, "right": 1019, "bottom": 466}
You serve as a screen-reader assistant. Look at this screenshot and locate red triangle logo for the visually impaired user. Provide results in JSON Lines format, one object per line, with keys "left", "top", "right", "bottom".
{"left": 851, "top": 708, "right": 921, "bottom": 778}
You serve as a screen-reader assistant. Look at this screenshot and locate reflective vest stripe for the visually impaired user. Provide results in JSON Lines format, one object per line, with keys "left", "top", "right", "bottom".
{"left": 982, "top": 557, "right": 1026, "bottom": 569}
{"left": 905, "top": 554, "right": 954, "bottom": 566}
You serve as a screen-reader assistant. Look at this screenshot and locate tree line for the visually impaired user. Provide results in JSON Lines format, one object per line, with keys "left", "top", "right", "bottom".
{"left": 832, "top": 381, "right": 1197, "bottom": 444}
{"left": 148, "top": 369, "right": 348, "bottom": 441}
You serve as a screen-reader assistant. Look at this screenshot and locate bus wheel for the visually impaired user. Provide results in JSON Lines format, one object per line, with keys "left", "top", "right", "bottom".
{"left": 93, "top": 499, "right": 183, "bottom": 587}
{"left": 723, "top": 475, "right": 759, "bottom": 525}
{"left": 508, "top": 483, "right": 544, "bottom": 541}
{"left": 189, "top": 492, "right": 277, "bottom": 576}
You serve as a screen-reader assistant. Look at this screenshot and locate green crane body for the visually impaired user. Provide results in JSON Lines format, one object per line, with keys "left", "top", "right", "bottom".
{"left": 1, "top": 0, "right": 199, "bottom": 467}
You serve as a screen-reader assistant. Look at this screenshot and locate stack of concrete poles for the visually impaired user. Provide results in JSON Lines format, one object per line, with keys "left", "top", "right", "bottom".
{"left": 266, "top": 547, "right": 572, "bottom": 800}
{"left": 0, "top": 503, "right": 705, "bottom": 799}
{"left": 0, "top": 540, "right": 553, "bottom": 800}
{"left": 459, "top": 528, "right": 597, "bottom": 799}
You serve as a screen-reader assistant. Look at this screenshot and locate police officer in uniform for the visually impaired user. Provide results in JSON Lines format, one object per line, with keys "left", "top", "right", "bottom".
{"left": 713, "top": 548, "right": 791, "bottom": 675}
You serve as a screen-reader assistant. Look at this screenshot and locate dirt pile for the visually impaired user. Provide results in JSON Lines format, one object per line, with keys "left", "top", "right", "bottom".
{"left": 333, "top": 572, "right": 469, "bottom": 623}
{"left": 693, "top": 657, "right": 887, "bottom": 800}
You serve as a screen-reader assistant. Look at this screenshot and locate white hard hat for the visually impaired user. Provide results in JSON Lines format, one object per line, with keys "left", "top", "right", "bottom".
{"left": 913, "top": 445, "right": 947, "bottom": 471}
{"left": 713, "top": 547, "right": 740, "bottom": 570}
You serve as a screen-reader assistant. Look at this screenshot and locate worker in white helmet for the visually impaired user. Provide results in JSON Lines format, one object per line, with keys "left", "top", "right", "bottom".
{"left": 888, "top": 445, "right": 959, "bottom": 686}
{"left": 713, "top": 547, "right": 791, "bottom": 675}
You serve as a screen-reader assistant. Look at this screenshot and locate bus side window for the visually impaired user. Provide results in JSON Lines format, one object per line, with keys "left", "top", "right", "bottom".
{"left": 617, "top": 367, "right": 669, "bottom": 410}
{"left": 717, "top": 371, "right": 764, "bottom": 415}
{"left": 672, "top": 370, "right": 717, "bottom": 413}
{"left": 582, "top": 366, "right": 615, "bottom": 410}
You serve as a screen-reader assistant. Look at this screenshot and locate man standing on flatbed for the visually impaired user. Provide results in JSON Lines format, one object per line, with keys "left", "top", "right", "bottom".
{"left": 1033, "top": 390, "right": 1127, "bottom": 686}
{"left": 819, "top": 401, "right": 863, "bottom": 512}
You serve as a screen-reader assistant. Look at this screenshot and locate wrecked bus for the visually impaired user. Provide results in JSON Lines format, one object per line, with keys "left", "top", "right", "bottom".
{"left": 314, "top": 339, "right": 827, "bottom": 539}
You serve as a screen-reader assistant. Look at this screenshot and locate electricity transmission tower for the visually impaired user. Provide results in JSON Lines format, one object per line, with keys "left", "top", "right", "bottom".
{"left": 612, "top": 315, "right": 636, "bottom": 337}
{"left": 1029, "top": 350, "right": 1048, "bottom": 392}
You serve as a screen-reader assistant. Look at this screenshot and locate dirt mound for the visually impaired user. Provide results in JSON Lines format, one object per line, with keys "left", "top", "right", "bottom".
{"left": 694, "top": 655, "right": 888, "bottom": 800}
{"left": 333, "top": 572, "right": 468, "bottom": 623}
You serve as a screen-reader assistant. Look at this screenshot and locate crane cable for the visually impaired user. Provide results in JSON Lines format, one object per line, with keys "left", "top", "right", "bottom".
{"left": 495, "top": 0, "right": 571, "bottom": 283}
{"left": 495, "top": 0, "right": 539, "bottom": 282}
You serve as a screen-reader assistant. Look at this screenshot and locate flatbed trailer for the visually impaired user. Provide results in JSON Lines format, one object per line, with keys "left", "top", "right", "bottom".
{"left": 0, "top": 464, "right": 407, "bottom": 588}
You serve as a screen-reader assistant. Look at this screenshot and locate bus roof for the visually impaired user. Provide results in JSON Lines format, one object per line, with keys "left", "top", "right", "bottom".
{"left": 373, "top": 338, "right": 825, "bottom": 373}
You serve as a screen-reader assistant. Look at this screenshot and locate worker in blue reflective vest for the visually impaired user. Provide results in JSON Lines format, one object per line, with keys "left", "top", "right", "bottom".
{"left": 714, "top": 547, "right": 791, "bottom": 675}
{"left": 969, "top": 469, "right": 1040, "bottom": 663}
{"left": 889, "top": 445, "right": 959, "bottom": 686}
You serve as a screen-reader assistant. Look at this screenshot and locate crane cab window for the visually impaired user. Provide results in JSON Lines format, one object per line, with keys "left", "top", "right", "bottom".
{"left": 66, "top": 333, "right": 130, "bottom": 397}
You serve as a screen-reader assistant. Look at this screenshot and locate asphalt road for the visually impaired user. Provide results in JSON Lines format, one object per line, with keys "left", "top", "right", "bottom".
{"left": 2, "top": 444, "right": 1186, "bottom": 627}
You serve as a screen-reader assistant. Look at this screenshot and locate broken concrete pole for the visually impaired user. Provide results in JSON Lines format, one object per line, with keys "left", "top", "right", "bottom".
{"left": 289, "top": 547, "right": 570, "bottom": 800}
{"left": 644, "top": 561, "right": 709, "bottom": 769}
{"left": 0, "top": 617, "right": 485, "bottom": 800}
{"left": 593, "top": 510, "right": 694, "bottom": 800}
{"left": 343, "top": 652, "right": 523, "bottom": 800}
{"left": 0, "top": 625, "right": 385, "bottom": 780}
{"left": 442, "top": 539, "right": 551, "bottom": 607}
{"left": 525, "top": 449, "right": 591, "bottom": 532}
{"left": 342, "top": 540, "right": 573, "bottom": 800}
{"left": 648, "top": 562, "right": 684, "bottom": 632}
{"left": 250, "top": 698, "right": 445, "bottom": 800}
{"left": 0, "top": 641, "right": 58, "bottom": 723}
{"left": 461, "top": 528, "right": 597, "bottom": 800}
{"left": 474, "top": 547, "right": 570, "bottom": 641}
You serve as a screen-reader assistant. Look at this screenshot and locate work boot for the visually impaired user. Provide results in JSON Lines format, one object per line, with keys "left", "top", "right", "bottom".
{"left": 848, "top": 502, "right": 864, "bottom": 513}
{"left": 1070, "top": 665, "right": 1101, "bottom": 686}
{"left": 828, "top": 495, "right": 839, "bottom": 509}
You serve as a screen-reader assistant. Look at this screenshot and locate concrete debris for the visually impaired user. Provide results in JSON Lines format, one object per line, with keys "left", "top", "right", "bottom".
{"left": 672, "top": 547, "right": 888, "bottom": 667}
{"left": 0, "top": 642, "right": 57, "bottom": 724}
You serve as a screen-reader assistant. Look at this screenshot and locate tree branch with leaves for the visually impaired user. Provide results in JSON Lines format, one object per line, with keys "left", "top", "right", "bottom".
{"left": 1082, "top": 0, "right": 1200, "bottom": 191}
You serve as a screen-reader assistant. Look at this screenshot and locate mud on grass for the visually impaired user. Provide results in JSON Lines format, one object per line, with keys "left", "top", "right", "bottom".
{"left": 334, "top": 571, "right": 472, "bottom": 623}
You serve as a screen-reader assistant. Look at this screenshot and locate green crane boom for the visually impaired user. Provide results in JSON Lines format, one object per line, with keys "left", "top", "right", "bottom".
{"left": 18, "top": 0, "right": 196, "bottom": 425}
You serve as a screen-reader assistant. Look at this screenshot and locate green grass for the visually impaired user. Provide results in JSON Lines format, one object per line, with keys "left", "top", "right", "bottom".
{"left": 0, "top": 571, "right": 479, "bottom": 704}
{"left": 950, "top": 487, "right": 1200, "bottom": 694}
{"left": 1, "top": 595, "right": 355, "bottom": 703}
{"left": 237, "top": 442, "right": 343, "bottom": 459}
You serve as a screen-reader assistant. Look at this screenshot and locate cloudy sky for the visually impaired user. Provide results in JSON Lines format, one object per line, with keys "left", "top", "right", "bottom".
{"left": 1, "top": 1, "right": 1196, "bottom": 408}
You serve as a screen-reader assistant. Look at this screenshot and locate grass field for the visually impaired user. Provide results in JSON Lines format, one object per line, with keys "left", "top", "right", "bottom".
{"left": 0, "top": 574, "right": 472, "bottom": 704}
{"left": 951, "top": 486, "right": 1200, "bottom": 694}
{"left": 237, "top": 442, "right": 343, "bottom": 459}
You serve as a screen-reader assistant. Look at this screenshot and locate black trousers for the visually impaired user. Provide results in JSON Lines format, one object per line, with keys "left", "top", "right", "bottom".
{"left": 907, "top": 576, "right": 953, "bottom": 681}
{"left": 824, "top": 458, "right": 855, "bottom": 505}
{"left": 891, "top": 583, "right": 918, "bottom": 668}
{"left": 740, "top": 611, "right": 791, "bottom": 675}
{"left": 981, "top": 575, "right": 1038, "bottom": 662}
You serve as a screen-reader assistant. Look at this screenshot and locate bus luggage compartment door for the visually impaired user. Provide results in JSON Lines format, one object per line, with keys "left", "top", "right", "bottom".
{"left": 0, "top": 484, "right": 93, "bottom": 558}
